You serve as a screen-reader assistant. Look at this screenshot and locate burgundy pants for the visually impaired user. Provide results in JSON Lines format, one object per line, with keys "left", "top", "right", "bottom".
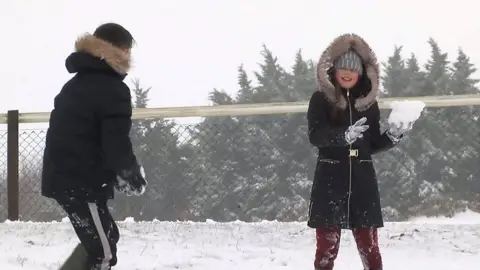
{"left": 314, "top": 227, "right": 382, "bottom": 270}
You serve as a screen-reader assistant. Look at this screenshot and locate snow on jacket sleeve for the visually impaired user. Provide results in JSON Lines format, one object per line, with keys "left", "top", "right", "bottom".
{"left": 307, "top": 91, "right": 348, "bottom": 147}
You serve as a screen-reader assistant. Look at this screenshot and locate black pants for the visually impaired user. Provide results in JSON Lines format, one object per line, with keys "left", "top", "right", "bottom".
{"left": 56, "top": 196, "right": 119, "bottom": 270}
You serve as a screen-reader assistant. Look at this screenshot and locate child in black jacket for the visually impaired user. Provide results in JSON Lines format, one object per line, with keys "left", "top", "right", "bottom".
{"left": 41, "top": 23, "right": 147, "bottom": 270}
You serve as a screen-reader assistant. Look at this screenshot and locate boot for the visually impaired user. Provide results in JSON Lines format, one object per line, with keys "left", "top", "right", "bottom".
{"left": 58, "top": 243, "right": 88, "bottom": 270}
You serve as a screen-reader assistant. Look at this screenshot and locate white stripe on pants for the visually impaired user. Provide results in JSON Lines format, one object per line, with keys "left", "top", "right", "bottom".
{"left": 88, "top": 203, "right": 113, "bottom": 270}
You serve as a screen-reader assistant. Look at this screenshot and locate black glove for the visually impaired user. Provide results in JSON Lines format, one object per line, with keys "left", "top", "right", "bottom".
{"left": 115, "top": 162, "right": 147, "bottom": 196}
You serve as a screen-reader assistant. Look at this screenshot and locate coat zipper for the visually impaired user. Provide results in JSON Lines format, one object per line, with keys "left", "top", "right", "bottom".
{"left": 346, "top": 89, "right": 353, "bottom": 227}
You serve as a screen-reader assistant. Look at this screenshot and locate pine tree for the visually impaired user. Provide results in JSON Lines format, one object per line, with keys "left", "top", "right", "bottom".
{"left": 381, "top": 46, "right": 408, "bottom": 97}
{"left": 209, "top": 89, "right": 235, "bottom": 105}
{"left": 187, "top": 40, "right": 480, "bottom": 222}
{"left": 375, "top": 47, "right": 420, "bottom": 220}
{"left": 403, "top": 39, "right": 451, "bottom": 216}
{"left": 110, "top": 80, "right": 194, "bottom": 221}
{"left": 288, "top": 49, "right": 318, "bottom": 207}
{"left": 235, "top": 64, "right": 255, "bottom": 103}
{"left": 252, "top": 45, "right": 290, "bottom": 102}
{"left": 290, "top": 49, "right": 316, "bottom": 100}
{"left": 407, "top": 40, "right": 479, "bottom": 217}
{"left": 403, "top": 53, "right": 426, "bottom": 97}
{"left": 423, "top": 38, "right": 450, "bottom": 95}
{"left": 372, "top": 41, "right": 480, "bottom": 219}
{"left": 190, "top": 89, "right": 254, "bottom": 221}
{"left": 441, "top": 48, "right": 480, "bottom": 210}
{"left": 129, "top": 78, "right": 150, "bottom": 155}
{"left": 406, "top": 53, "right": 420, "bottom": 74}
{"left": 238, "top": 48, "right": 314, "bottom": 220}
{"left": 449, "top": 48, "right": 479, "bottom": 95}
{"left": 140, "top": 118, "right": 195, "bottom": 221}
{"left": 131, "top": 78, "right": 150, "bottom": 108}
{"left": 190, "top": 48, "right": 319, "bottom": 221}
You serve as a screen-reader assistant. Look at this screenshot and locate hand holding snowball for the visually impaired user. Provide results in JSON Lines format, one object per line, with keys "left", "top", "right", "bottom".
{"left": 386, "top": 100, "right": 425, "bottom": 143}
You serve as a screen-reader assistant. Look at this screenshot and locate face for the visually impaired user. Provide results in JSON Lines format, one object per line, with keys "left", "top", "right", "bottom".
{"left": 123, "top": 48, "right": 131, "bottom": 56}
{"left": 334, "top": 69, "right": 359, "bottom": 89}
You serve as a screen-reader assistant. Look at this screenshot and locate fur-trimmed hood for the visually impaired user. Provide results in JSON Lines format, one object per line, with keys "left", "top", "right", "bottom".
{"left": 73, "top": 34, "right": 131, "bottom": 75}
{"left": 316, "top": 33, "right": 379, "bottom": 111}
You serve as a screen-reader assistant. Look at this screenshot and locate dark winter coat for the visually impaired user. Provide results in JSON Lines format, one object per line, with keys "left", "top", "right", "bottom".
{"left": 307, "top": 34, "right": 396, "bottom": 229}
{"left": 41, "top": 34, "right": 137, "bottom": 202}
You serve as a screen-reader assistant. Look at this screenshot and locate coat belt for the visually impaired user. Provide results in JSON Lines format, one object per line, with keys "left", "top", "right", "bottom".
{"left": 348, "top": 149, "right": 359, "bottom": 157}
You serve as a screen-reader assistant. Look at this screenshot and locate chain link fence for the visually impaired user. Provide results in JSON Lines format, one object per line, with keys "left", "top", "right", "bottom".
{"left": 0, "top": 105, "right": 479, "bottom": 222}
{"left": 0, "top": 131, "right": 7, "bottom": 221}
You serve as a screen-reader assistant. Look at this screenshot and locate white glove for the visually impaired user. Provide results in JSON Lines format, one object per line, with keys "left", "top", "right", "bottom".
{"left": 387, "top": 121, "right": 414, "bottom": 143}
{"left": 345, "top": 117, "right": 369, "bottom": 144}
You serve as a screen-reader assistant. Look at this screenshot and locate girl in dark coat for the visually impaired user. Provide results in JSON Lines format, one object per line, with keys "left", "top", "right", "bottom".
{"left": 307, "top": 33, "right": 412, "bottom": 270}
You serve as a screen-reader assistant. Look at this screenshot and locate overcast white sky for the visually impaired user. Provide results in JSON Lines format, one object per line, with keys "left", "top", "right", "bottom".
{"left": 1, "top": 0, "right": 479, "bottom": 115}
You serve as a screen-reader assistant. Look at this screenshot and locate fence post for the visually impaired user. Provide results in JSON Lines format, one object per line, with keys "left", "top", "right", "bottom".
{"left": 7, "top": 110, "right": 19, "bottom": 221}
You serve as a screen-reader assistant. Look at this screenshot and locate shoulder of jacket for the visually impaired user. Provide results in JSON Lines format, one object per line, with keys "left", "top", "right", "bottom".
{"left": 97, "top": 77, "right": 130, "bottom": 95}
{"left": 309, "top": 90, "right": 329, "bottom": 104}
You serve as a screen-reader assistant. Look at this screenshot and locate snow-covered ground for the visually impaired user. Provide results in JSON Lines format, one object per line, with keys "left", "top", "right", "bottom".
{"left": 1, "top": 211, "right": 479, "bottom": 270}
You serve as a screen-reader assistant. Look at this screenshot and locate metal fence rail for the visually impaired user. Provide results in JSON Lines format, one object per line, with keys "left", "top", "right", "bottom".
{"left": 0, "top": 94, "right": 479, "bottom": 222}
{"left": 0, "top": 94, "right": 479, "bottom": 124}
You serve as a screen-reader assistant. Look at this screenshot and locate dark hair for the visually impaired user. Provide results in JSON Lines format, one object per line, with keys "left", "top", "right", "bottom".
{"left": 328, "top": 84, "right": 345, "bottom": 124}
{"left": 93, "top": 23, "right": 135, "bottom": 49}
{"left": 326, "top": 68, "right": 345, "bottom": 124}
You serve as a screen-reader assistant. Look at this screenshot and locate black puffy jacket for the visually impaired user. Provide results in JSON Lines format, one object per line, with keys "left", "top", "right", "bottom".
{"left": 41, "top": 34, "right": 137, "bottom": 202}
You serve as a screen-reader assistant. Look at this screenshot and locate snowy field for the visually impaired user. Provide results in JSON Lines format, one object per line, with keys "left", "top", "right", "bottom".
{"left": 1, "top": 211, "right": 479, "bottom": 270}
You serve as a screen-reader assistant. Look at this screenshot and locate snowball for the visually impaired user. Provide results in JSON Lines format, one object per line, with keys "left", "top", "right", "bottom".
{"left": 388, "top": 100, "right": 425, "bottom": 128}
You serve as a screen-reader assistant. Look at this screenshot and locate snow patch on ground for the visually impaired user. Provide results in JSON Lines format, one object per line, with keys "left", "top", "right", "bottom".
{"left": 0, "top": 211, "right": 479, "bottom": 269}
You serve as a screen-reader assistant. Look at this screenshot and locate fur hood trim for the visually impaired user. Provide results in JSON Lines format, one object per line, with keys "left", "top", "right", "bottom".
{"left": 316, "top": 33, "right": 379, "bottom": 111}
{"left": 74, "top": 34, "right": 131, "bottom": 75}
